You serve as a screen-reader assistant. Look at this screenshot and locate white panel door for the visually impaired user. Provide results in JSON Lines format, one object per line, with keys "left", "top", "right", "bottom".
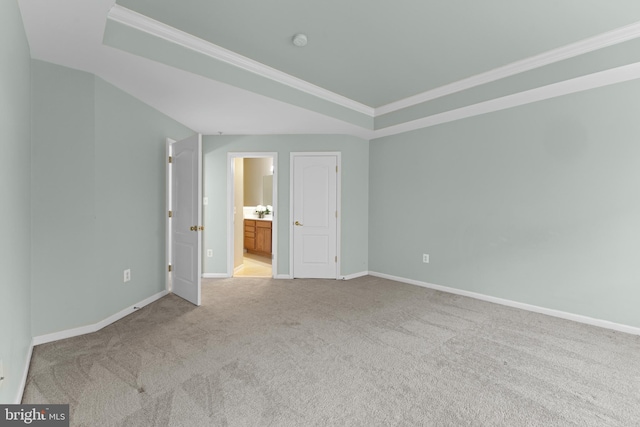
{"left": 171, "top": 134, "right": 202, "bottom": 305}
{"left": 293, "top": 155, "right": 337, "bottom": 278}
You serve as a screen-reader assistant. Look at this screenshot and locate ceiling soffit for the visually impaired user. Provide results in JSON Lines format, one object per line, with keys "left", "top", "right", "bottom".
{"left": 108, "top": 5, "right": 640, "bottom": 123}
{"left": 114, "top": 0, "right": 640, "bottom": 105}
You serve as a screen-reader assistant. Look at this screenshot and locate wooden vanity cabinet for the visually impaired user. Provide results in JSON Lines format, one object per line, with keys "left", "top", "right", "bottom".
{"left": 255, "top": 220, "right": 272, "bottom": 255}
{"left": 244, "top": 220, "right": 256, "bottom": 252}
{"left": 244, "top": 219, "right": 272, "bottom": 257}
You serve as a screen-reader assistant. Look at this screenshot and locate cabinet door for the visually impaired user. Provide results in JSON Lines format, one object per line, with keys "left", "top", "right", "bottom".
{"left": 265, "top": 227, "right": 272, "bottom": 253}
{"left": 255, "top": 221, "right": 272, "bottom": 254}
{"left": 244, "top": 220, "right": 255, "bottom": 250}
{"left": 255, "top": 227, "right": 263, "bottom": 253}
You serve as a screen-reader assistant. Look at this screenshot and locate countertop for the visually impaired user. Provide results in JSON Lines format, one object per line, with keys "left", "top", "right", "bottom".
{"left": 244, "top": 215, "right": 273, "bottom": 222}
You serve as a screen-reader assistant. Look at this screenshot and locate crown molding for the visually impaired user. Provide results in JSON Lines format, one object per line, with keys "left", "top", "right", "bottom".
{"left": 373, "top": 61, "right": 640, "bottom": 139}
{"left": 375, "top": 20, "right": 640, "bottom": 116}
{"left": 107, "top": 5, "right": 375, "bottom": 117}
{"left": 107, "top": 5, "right": 640, "bottom": 125}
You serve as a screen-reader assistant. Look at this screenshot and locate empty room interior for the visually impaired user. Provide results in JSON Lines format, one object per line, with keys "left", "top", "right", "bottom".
{"left": 2, "top": 0, "right": 640, "bottom": 425}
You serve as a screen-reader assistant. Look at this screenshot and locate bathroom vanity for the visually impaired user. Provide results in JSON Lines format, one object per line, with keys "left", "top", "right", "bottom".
{"left": 244, "top": 219, "right": 272, "bottom": 257}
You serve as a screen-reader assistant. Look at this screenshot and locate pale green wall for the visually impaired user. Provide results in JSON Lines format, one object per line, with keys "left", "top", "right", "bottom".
{"left": 31, "top": 61, "right": 192, "bottom": 336}
{"left": 31, "top": 61, "right": 98, "bottom": 336}
{"left": 93, "top": 78, "right": 193, "bottom": 321}
{"left": 370, "top": 79, "right": 640, "bottom": 328}
{"left": 0, "top": 0, "right": 32, "bottom": 404}
{"left": 202, "top": 135, "right": 369, "bottom": 277}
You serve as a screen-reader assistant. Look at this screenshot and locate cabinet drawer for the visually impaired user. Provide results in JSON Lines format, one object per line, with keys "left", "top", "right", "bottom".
{"left": 244, "top": 231, "right": 255, "bottom": 238}
{"left": 244, "top": 238, "right": 255, "bottom": 249}
{"left": 244, "top": 220, "right": 256, "bottom": 226}
{"left": 256, "top": 220, "right": 271, "bottom": 229}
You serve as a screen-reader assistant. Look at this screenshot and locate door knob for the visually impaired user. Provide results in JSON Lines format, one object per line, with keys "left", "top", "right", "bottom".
{"left": 295, "top": 221, "right": 303, "bottom": 226}
{"left": 190, "top": 226, "right": 197, "bottom": 231}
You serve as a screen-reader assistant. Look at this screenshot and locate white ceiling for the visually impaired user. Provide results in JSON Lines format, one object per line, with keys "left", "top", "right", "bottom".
{"left": 18, "top": 0, "right": 376, "bottom": 139}
{"left": 17, "top": 0, "right": 640, "bottom": 140}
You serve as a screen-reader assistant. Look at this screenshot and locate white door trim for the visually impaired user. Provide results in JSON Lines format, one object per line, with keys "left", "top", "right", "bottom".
{"left": 289, "top": 152, "right": 342, "bottom": 279}
{"left": 227, "top": 152, "right": 278, "bottom": 278}
{"left": 165, "top": 138, "right": 174, "bottom": 292}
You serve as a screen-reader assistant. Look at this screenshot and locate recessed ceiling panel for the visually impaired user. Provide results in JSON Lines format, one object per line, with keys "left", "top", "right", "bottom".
{"left": 117, "top": 0, "right": 640, "bottom": 107}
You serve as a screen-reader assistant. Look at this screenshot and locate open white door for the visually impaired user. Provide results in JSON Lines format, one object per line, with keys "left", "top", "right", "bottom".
{"left": 170, "top": 134, "right": 202, "bottom": 305}
{"left": 292, "top": 154, "right": 338, "bottom": 279}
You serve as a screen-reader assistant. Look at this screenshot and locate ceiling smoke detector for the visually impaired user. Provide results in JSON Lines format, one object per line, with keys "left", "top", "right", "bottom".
{"left": 292, "top": 33, "right": 307, "bottom": 47}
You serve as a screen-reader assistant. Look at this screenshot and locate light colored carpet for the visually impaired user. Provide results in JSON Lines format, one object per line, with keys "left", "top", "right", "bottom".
{"left": 23, "top": 276, "right": 640, "bottom": 426}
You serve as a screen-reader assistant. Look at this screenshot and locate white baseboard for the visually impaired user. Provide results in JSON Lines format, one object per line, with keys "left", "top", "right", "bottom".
{"left": 274, "top": 272, "right": 368, "bottom": 280}
{"left": 15, "top": 339, "right": 34, "bottom": 404}
{"left": 32, "top": 290, "right": 168, "bottom": 346}
{"left": 22, "top": 290, "right": 167, "bottom": 403}
{"left": 369, "top": 271, "right": 640, "bottom": 336}
{"left": 202, "top": 273, "right": 229, "bottom": 279}
{"left": 341, "top": 271, "right": 369, "bottom": 280}
{"left": 233, "top": 264, "right": 245, "bottom": 274}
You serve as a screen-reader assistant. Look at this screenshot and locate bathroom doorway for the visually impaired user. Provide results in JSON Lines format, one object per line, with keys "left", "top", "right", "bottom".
{"left": 227, "top": 153, "right": 278, "bottom": 278}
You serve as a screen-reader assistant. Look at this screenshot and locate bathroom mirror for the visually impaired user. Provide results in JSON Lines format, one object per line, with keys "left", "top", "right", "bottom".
{"left": 263, "top": 175, "right": 273, "bottom": 206}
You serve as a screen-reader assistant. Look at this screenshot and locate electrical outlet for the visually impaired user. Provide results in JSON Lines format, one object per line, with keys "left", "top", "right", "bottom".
{"left": 423, "top": 254, "right": 429, "bottom": 263}
{"left": 203, "top": 197, "right": 208, "bottom": 206}
{"left": 124, "top": 269, "right": 131, "bottom": 283}
{"left": 207, "top": 249, "right": 213, "bottom": 258}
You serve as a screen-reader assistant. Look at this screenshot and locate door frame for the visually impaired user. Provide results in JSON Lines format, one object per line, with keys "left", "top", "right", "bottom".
{"left": 165, "top": 138, "right": 174, "bottom": 292}
{"left": 227, "top": 152, "right": 278, "bottom": 278}
{"left": 290, "top": 152, "right": 342, "bottom": 280}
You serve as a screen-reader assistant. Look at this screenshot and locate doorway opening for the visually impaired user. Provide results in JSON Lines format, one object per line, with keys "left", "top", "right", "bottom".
{"left": 227, "top": 153, "right": 278, "bottom": 278}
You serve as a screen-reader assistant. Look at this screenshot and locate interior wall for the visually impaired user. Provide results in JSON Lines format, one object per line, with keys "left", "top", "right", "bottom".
{"left": 369, "top": 79, "right": 640, "bottom": 328}
{"left": 30, "top": 60, "right": 192, "bottom": 337}
{"left": 93, "top": 78, "right": 193, "bottom": 321}
{"left": 31, "top": 60, "right": 97, "bottom": 337}
{"left": 202, "top": 135, "right": 369, "bottom": 277}
{"left": 0, "top": 0, "right": 32, "bottom": 404}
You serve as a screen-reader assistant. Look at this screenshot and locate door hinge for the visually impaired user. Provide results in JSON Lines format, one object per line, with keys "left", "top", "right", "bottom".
{"left": 336, "top": 166, "right": 338, "bottom": 173}
{"left": 168, "top": 265, "right": 172, "bottom": 272}
{"left": 168, "top": 156, "right": 172, "bottom": 163}
{"left": 168, "top": 210, "right": 172, "bottom": 218}
{"left": 335, "top": 256, "right": 338, "bottom": 262}
{"left": 335, "top": 211, "right": 338, "bottom": 218}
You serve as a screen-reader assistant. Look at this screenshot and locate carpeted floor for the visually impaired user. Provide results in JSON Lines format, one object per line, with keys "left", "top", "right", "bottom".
{"left": 23, "top": 276, "right": 640, "bottom": 426}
